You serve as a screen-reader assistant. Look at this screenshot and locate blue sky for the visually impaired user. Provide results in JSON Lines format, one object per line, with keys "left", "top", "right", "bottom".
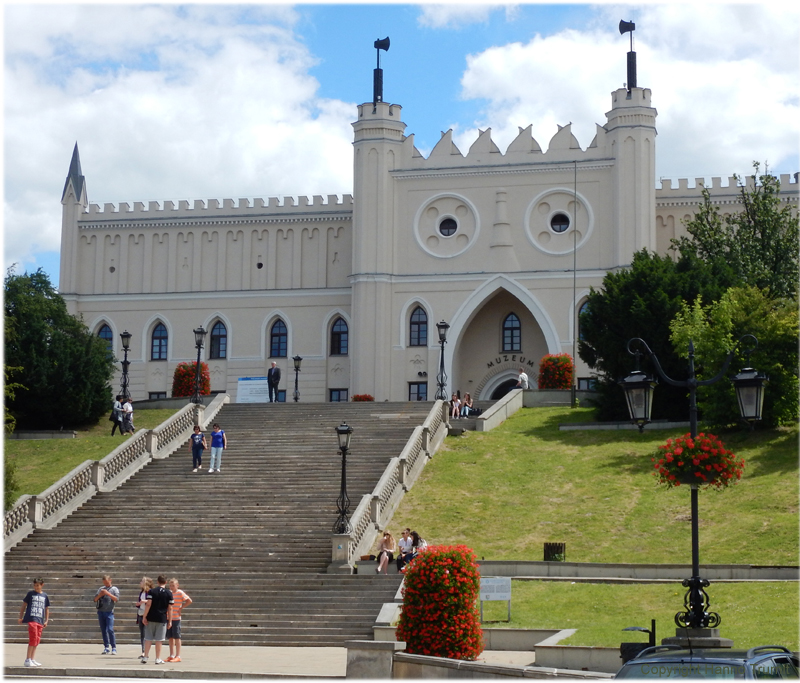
{"left": 4, "top": 3, "right": 799, "bottom": 286}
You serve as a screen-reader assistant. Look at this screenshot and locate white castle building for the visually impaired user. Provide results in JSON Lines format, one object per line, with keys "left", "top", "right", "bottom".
{"left": 58, "top": 57, "right": 798, "bottom": 403}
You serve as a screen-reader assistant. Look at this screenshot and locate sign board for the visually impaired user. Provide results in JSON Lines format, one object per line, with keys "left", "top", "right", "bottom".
{"left": 480, "top": 577, "right": 512, "bottom": 602}
{"left": 237, "top": 377, "right": 270, "bottom": 403}
{"left": 479, "top": 577, "right": 512, "bottom": 622}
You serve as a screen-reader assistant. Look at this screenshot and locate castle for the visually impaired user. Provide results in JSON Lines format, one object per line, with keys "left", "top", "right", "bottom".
{"left": 58, "top": 57, "right": 799, "bottom": 403}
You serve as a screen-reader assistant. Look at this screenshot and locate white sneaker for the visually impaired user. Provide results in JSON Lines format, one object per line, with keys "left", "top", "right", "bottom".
{"left": 208, "top": 468, "right": 215, "bottom": 473}
{"left": 24, "top": 659, "right": 33, "bottom": 667}
{"left": 102, "top": 648, "right": 110, "bottom": 655}
{"left": 216, "top": 469, "right": 221, "bottom": 473}
{"left": 141, "top": 657, "right": 148, "bottom": 664}
{"left": 192, "top": 468, "right": 197, "bottom": 473}
{"left": 31, "top": 660, "right": 42, "bottom": 666}
{"left": 155, "top": 659, "right": 165, "bottom": 665}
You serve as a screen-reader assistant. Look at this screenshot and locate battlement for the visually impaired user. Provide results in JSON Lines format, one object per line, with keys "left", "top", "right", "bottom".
{"left": 81, "top": 194, "right": 354, "bottom": 220}
{"left": 656, "top": 173, "right": 799, "bottom": 200}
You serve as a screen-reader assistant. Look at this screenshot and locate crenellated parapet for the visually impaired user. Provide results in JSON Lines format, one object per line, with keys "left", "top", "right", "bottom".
{"left": 656, "top": 174, "right": 798, "bottom": 208}
{"left": 80, "top": 194, "right": 354, "bottom": 226}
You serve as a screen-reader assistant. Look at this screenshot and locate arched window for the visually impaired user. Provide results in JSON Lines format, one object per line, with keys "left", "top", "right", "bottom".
{"left": 502, "top": 313, "right": 521, "bottom": 352}
{"left": 97, "top": 324, "right": 113, "bottom": 353}
{"left": 409, "top": 306, "right": 428, "bottom": 347}
{"left": 151, "top": 323, "right": 168, "bottom": 360}
{"left": 330, "top": 318, "right": 348, "bottom": 356}
{"left": 210, "top": 321, "right": 227, "bottom": 359}
{"left": 270, "top": 320, "right": 287, "bottom": 358}
{"left": 578, "top": 301, "right": 590, "bottom": 341}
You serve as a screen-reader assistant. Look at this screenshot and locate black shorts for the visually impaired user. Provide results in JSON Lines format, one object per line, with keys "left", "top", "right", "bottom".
{"left": 166, "top": 621, "right": 182, "bottom": 639}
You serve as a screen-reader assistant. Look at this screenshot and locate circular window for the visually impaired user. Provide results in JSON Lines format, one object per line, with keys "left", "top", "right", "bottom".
{"left": 256, "top": 262, "right": 264, "bottom": 269}
{"left": 439, "top": 218, "right": 457, "bottom": 237}
{"left": 550, "top": 213, "right": 570, "bottom": 233}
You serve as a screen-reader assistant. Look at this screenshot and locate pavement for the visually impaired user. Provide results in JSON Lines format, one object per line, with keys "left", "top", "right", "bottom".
{"left": 4, "top": 642, "right": 538, "bottom": 680}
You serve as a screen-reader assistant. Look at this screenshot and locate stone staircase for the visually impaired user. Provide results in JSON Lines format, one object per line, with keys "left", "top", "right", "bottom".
{"left": 4, "top": 402, "right": 433, "bottom": 646}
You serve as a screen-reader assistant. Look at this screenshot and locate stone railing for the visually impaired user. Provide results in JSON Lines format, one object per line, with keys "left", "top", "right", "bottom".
{"left": 4, "top": 394, "right": 229, "bottom": 552}
{"left": 475, "top": 388, "right": 523, "bottom": 431}
{"left": 331, "top": 401, "right": 449, "bottom": 570}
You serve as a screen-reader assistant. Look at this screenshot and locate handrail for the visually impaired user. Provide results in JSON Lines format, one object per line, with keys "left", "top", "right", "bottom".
{"left": 4, "top": 395, "right": 231, "bottom": 552}
{"left": 338, "top": 400, "right": 449, "bottom": 567}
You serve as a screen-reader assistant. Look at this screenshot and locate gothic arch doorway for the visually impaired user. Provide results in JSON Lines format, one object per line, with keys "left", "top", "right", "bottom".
{"left": 490, "top": 379, "right": 519, "bottom": 400}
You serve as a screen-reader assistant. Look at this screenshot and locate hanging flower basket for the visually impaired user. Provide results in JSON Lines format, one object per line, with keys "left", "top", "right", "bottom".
{"left": 652, "top": 432, "right": 745, "bottom": 489}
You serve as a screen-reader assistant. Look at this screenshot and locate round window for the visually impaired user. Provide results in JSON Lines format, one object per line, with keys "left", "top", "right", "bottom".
{"left": 439, "top": 218, "right": 458, "bottom": 237}
{"left": 550, "top": 213, "right": 570, "bottom": 233}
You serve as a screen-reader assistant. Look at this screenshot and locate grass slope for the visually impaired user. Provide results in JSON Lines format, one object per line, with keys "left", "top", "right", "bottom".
{"left": 6, "top": 409, "right": 179, "bottom": 503}
{"left": 392, "top": 407, "right": 799, "bottom": 565}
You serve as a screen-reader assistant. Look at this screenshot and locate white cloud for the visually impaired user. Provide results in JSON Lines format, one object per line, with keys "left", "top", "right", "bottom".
{"left": 3, "top": 5, "right": 354, "bottom": 275}
{"left": 417, "top": 4, "right": 515, "bottom": 29}
{"left": 455, "top": 4, "right": 800, "bottom": 180}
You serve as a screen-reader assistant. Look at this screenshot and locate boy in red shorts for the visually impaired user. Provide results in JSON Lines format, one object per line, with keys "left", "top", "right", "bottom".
{"left": 18, "top": 577, "right": 50, "bottom": 667}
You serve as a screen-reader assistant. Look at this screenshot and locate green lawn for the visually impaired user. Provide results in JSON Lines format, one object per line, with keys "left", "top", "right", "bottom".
{"left": 479, "top": 581, "right": 799, "bottom": 650}
{"left": 6, "top": 409, "right": 179, "bottom": 503}
{"left": 392, "top": 407, "right": 799, "bottom": 566}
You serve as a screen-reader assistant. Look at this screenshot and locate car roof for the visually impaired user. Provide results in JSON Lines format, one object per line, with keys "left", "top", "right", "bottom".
{"left": 633, "top": 646, "right": 793, "bottom": 663}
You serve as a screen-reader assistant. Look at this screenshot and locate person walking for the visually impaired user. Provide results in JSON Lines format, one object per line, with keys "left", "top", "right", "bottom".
{"left": 267, "top": 361, "right": 282, "bottom": 403}
{"left": 189, "top": 425, "right": 207, "bottom": 472}
{"left": 94, "top": 574, "right": 119, "bottom": 655}
{"left": 142, "top": 575, "right": 173, "bottom": 665}
{"left": 122, "top": 398, "right": 135, "bottom": 435}
{"left": 18, "top": 577, "right": 50, "bottom": 667}
{"left": 110, "top": 396, "right": 124, "bottom": 436}
{"left": 208, "top": 423, "right": 227, "bottom": 473}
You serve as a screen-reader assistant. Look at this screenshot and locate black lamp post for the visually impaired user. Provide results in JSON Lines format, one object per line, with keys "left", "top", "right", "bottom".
{"left": 620, "top": 334, "right": 767, "bottom": 631}
{"left": 333, "top": 422, "right": 354, "bottom": 534}
{"left": 191, "top": 326, "right": 207, "bottom": 404}
{"left": 435, "top": 320, "right": 450, "bottom": 400}
{"left": 119, "top": 330, "right": 132, "bottom": 400}
{"left": 293, "top": 355, "right": 303, "bottom": 402}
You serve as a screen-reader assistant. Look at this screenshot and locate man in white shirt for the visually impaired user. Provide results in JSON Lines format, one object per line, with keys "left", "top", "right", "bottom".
{"left": 516, "top": 367, "right": 529, "bottom": 390}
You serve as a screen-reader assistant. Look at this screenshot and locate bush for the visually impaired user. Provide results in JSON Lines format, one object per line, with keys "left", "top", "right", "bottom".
{"left": 351, "top": 394, "right": 374, "bottom": 402}
{"left": 171, "top": 362, "right": 210, "bottom": 398}
{"left": 537, "top": 354, "right": 574, "bottom": 389}
{"left": 395, "top": 545, "right": 483, "bottom": 660}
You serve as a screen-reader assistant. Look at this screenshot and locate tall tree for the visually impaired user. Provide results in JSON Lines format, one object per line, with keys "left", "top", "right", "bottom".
{"left": 4, "top": 267, "right": 115, "bottom": 429}
{"left": 673, "top": 163, "right": 799, "bottom": 300}
{"left": 578, "top": 250, "right": 731, "bottom": 421}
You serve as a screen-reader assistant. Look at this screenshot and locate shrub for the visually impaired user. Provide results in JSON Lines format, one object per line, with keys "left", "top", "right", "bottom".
{"left": 537, "top": 354, "right": 574, "bottom": 390}
{"left": 171, "top": 362, "right": 210, "bottom": 398}
{"left": 395, "top": 545, "right": 483, "bottom": 660}
{"left": 351, "top": 394, "right": 374, "bottom": 402}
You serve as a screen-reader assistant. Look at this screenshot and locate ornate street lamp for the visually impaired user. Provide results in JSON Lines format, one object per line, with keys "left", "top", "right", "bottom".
{"left": 435, "top": 320, "right": 450, "bottom": 401}
{"left": 119, "top": 330, "right": 132, "bottom": 400}
{"left": 191, "top": 326, "right": 207, "bottom": 404}
{"left": 293, "top": 355, "right": 303, "bottom": 402}
{"left": 333, "top": 422, "right": 354, "bottom": 534}
{"left": 621, "top": 334, "right": 764, "bottom": 633}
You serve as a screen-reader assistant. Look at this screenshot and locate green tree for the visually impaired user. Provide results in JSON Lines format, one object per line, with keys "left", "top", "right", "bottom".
{"left": 4, "top": 364, "right": 25, "bottom": 510}
{"left": 4, "top": 267, "right": 115, "bottom": 429}
{"left": 673, "top": 163, "right": 799, "bottom": 300}
{"left": 578, "top": 250, "right": 731, "bottom": 421}
{"left": 670, "top": 286, "right": 799, "bottom": 429}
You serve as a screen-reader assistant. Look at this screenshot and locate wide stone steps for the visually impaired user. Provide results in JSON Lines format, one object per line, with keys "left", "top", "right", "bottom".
{"left": 5, "top": 402, "right": 426, "bottom": 646}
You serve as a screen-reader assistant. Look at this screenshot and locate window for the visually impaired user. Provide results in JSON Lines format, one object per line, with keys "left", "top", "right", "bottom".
{"left": 439, "top": 217, "right": 457, "bottom": 237}
{"left": 97, "top": 324, "right": 113, "bottom": 353}
{"left": 330, "top": 318, "right": 348, "bottom": 356}
{"left": 502, "top": 313, "right": 521, "bottom": 352}
{"left": 409, "top": 306, "right": 428, "bottom": 347}
{"left": 409, "top": 382, "right": 428, "bottom": 402}
{"left": 578, "top": 378, "right": 596, "bottom": 391}
{"left": 330, "top": 389, "right": 348, "bottom": 402}
{"left": 210, "top": 321, "right": 227, "bottom": 359}
{"left": 151, "top": 323, "right": 168, "bottom": 360}
{"left": 578, "top": 301, "right": 590, "bottom": 341}
{"left": 550, "top": 213, "right": 570, "bottom": 233}
{"left": 148, "top": 392, "right": 167, "bottom": 400}
{"left": 270, "top": 320, "right": 287, "bottom": 358}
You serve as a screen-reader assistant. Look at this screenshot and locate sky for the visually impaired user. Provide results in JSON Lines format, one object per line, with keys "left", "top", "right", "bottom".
{"left": 3, "top": 2, "right": 799, "bottom": 286}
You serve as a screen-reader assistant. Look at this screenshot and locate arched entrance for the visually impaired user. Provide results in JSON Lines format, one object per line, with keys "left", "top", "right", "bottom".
{"left": 490, "top": 379, "right": 519, "bottom": 400}
{"left": 451, "top": 287, "right": 548, "bottom": 400}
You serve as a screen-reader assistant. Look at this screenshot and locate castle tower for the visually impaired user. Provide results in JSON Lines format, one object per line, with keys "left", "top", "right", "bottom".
{"left": 605, "top": 87, "right": 658, "bottom": 263}
{"left": 350, "top": 101, "right": 406, "bottom": 399}
{"left": 59, "top": 143, "right": 88, "bottom": 302}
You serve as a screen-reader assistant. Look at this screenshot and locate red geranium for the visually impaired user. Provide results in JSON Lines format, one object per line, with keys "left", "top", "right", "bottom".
{"left": 652, "top": 432, "right": 744, "bottom": 490}
{"left": 171, "top": 361, "right": 210, "bottom": 398}
{"left": 537, "top": 354, "right": 574, "bottom": 390}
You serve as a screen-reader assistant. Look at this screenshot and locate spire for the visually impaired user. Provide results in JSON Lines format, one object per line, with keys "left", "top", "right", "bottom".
{"left": 61, "top": 142, "right": 86, "bottom": 203}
